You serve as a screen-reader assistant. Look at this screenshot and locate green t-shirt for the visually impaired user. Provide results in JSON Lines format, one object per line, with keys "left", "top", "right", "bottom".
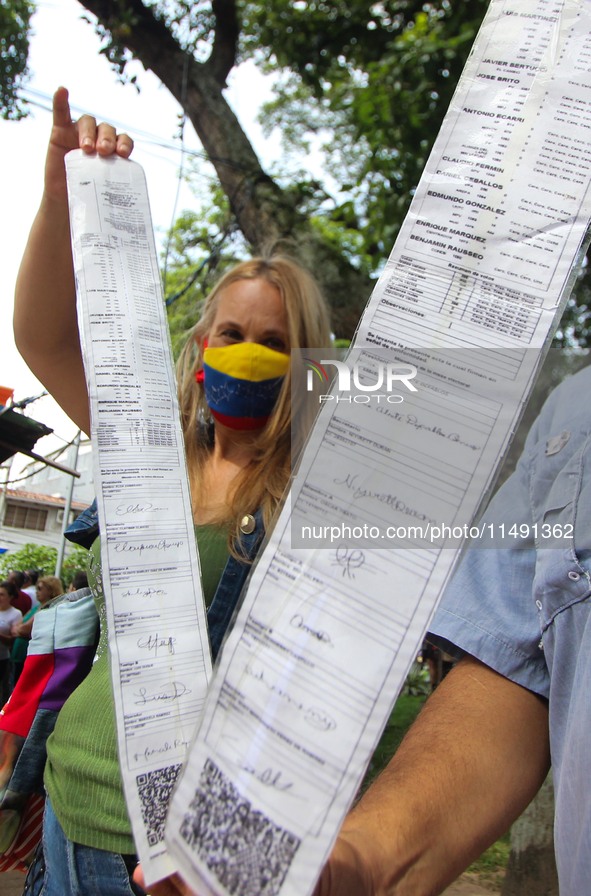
{"left": 44, "top": 524, "right": 228, "bottom": 853}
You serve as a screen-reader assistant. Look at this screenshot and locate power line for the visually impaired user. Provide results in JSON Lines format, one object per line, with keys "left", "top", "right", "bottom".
{"left": 162, "top": 55, "right": 190, "bottom": 291}
{"left": 21, "top": 88, "right": 212, "bottom": 165}
{"left": 20, "top": 87, "right": 264, "bottom": 178}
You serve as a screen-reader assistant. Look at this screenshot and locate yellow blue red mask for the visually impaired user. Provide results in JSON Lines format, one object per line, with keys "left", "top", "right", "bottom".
{"left": 201, "top": 342, "right": 290, "bottom": 430}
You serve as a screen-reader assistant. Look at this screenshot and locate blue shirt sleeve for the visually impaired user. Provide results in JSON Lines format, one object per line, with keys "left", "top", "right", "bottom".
{"left": 429, "top": 398, "right": 550, "bottom": 699}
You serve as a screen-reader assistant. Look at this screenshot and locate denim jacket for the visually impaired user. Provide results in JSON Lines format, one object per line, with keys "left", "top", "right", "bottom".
{"left": 65, "top": 499, "right": 265, "bottom": 661}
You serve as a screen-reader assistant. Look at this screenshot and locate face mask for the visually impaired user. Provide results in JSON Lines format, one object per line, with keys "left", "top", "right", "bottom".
{"left": 201, "top": 342, "right": 290, "bottom": 430}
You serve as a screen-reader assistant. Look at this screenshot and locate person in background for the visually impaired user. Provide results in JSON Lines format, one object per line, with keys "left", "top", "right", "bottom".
{"left": 11, "top": 575, "right": 65, "bottom": 684}
{"left": 0, "top": 581, "right": 23, "bottom": 704}
{"left": 68, "top": 570, "right": 89, "bottom": 592}
{"left": 6, "top": 570, "right": 32, "bottom": 615}
{"left": 23, "top": 569, "right": 41, "bottom": 608}
{"left": 13, "top": 87, "right": 331, "bottom": 896}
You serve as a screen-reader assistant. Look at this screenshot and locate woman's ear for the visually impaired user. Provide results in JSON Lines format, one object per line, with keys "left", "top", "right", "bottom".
{"left": 195, "top": 336, "right": 208, "bottom": 384}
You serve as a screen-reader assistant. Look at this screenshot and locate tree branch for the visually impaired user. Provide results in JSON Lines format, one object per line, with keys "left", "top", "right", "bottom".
{"left": 81, "top": 0, "right": 192, "bottom": 99}
{"left": 207, "top": 0, "right": 239, "bottom": 87}
{"left": 80, "top": 0, "right": 276, "bottom": 232}
{"left": 76, "top": 0, "right": 370, "bottom": 334}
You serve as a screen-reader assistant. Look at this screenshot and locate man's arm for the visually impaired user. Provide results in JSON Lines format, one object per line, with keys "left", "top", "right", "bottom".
{"left": 315, "top": 656, "right": 550, "bottom": 896}
{"left": 134, "top": 656, "right": 549, "bottom": 896}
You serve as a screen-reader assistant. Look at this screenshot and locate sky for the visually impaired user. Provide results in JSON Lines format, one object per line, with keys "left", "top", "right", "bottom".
{"left": 0, "top": 0, "right": 281, "bottom": 467}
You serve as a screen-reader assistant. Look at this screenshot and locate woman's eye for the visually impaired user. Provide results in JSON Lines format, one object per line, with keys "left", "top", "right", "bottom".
{"left": 222, "top": 329, "right": 242, "bottom": 341}
{"left": 264, "top": 337, "right": 287, "bottom": 351}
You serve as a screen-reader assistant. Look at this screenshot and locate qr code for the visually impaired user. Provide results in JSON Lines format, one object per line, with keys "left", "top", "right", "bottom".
{"left": 179, "top": 758, "right": 300, "bottom": 896}
{"left": 137, "top": 764, "right": 182, "bottom": 846}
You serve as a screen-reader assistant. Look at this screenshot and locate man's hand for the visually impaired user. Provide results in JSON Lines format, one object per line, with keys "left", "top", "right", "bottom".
{"left": 313, "top": 830, "right": 377, "bottom": 896}
{"left": 133, "top": 840, "right": 375, "bottom": 896}
{"left": 133, "top": 865, "right": 198, "bottom": 896}
{"left": 135, "top": 660, "right": 550, "bottom": 896}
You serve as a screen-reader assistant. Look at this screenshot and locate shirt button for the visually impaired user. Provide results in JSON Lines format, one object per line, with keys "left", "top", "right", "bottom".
{"left": 568, "top": 570, "right": 581, "bottom": 581}
{"left": 240, "top": 514, "right": 256, "bottom": 535}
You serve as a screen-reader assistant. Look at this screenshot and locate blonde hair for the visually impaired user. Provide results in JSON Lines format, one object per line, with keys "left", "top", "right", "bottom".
{"left": 38, "top": 575, "right": 64, "bottom": 601}
{"left": 176, "top": 256, "right": 332, "bottom": 550}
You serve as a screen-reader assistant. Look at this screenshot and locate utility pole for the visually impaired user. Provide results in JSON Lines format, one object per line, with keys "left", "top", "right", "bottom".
{"left": 55, "top": 430, "right": 81, "bottom": 579}
{"left": 0, "top": 456, "right": 13, "bottom": 543}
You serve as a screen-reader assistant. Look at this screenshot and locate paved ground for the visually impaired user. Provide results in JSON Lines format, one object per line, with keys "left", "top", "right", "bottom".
{"left": 443, "top": 873, "right": 502, "bottom": 895}
{"left": 3, "top": 870, "right": 25, "bottom": 895}
{"left": 2, "top": 870, "right": 501, "bottom": 896}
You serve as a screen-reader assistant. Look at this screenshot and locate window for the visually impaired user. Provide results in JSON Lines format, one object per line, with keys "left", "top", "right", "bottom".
{"left": 3, "top": 502, "right": 48, "bottom": 531}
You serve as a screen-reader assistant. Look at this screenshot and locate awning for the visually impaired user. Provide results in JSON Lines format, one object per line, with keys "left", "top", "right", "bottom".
{"left": 0, "top": 406, "right": 79, "bottom": 477}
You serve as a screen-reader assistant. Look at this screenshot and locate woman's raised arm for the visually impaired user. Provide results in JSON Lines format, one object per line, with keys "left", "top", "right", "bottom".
{"left": 14, "top": 87, "right": 134, "bottom": 434}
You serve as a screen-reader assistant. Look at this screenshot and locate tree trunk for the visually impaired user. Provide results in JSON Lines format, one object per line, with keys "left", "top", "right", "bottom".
{"left": 78, "top": 0, "right": 371, "bottom": 336}
{"left": 501, "top": 775, "right": 558, "bottom": 896}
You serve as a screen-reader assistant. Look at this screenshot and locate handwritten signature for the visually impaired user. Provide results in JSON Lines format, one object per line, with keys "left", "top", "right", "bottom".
{"left": 134, "top": 681, "right": 191, "bottom": 705}
{"left": 114, "top": 538, "right": 185, "bottom": 558}
{"left": 116, "top": 502, "right": 166, "bottom": 516}
{"left": 122, "top": 586, "right": 167, "bottom": 599}
{"left": 244, "top": 663, "right": 336, "bottom": 732}
{"left": 333, "top": 545, "right": 365, "bottom": 579}
{"left": 136, "top": 633, "right": 176, "bottom": 656}
{"left": 334, "top": 472, "right": 435, "bottom": 525}
{"left": 241, "top": 764, "right": 293, "bottom": 792}
{"left": 133, "top": 737, "right": 189, "bottom": 764}
{"left": 405, "top": 414, "right": 480, "bottom": 451}
{"left": 290, "top": 613, "right": 334, "bottom": 647}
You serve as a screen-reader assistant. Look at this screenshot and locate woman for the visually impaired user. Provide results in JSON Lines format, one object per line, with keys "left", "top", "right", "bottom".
{"left": 14, "top": 87, "right": 331, "bottom": 896}
{"left": 0, "top": 581, "right": 23, "bottom": 705}
{"left": 11, "top": 575, "right": 64, "bottom": 683}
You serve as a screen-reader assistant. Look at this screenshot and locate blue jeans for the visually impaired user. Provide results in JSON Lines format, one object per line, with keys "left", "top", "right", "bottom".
{"left": 24, "top": 799, "right": 145, "bottom": 896}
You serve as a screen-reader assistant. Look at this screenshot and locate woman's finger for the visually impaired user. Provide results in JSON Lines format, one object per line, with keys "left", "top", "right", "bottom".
{"left": 52, "top": 86, "right": 73, "bottom": 129}
{"left": 116, "top": 132, "right": 134, "bottom": 158}
{"left": 76, "top": 113, "right": 99, "bottom": 151}
{"left": 96, "top": 121, "right": 118, "bottom": 155}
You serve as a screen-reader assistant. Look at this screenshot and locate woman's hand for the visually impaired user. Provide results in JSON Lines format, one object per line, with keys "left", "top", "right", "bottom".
{"left": 44, "top": 86, "right": 134, "bottom": 204}
{"left": 12, "top": 619, "right": 33, "bottom": 638}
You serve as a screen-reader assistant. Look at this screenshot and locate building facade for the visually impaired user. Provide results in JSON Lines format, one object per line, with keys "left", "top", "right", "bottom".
{"left": 0, "top": 439, "right": 93, "bottom": 554}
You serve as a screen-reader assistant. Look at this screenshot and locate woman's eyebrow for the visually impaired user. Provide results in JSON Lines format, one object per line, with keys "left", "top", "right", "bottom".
{"left": 214, "top": 319, "right": 242, "bottom": 329}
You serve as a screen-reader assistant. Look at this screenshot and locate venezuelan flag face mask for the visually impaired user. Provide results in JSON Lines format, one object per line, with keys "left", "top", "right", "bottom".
{"left": 201, "top": 342, "right": 290, "bottom": 430}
